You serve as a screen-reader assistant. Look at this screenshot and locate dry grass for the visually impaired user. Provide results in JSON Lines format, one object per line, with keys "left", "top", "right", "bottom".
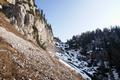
{"left": 0, "top": 38, "right": 14, "bottom": 79}
{"left": 0, "top": 36, "right": 83, "bottom": 80}
{"left": 0, "top": 38, "right": 28, "bottom": 80}
{"left": 50, "top": 56, "right": 83, "bottom": 80}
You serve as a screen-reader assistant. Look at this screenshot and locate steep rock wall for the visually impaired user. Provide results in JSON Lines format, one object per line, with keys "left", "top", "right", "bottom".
{"left": 0, "top": 0, "right": 54, "bottom": 50}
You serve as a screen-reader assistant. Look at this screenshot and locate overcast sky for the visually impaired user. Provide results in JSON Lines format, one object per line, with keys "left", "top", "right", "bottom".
{"left": 35, "top": 0, "right": 120, "bottom": 42}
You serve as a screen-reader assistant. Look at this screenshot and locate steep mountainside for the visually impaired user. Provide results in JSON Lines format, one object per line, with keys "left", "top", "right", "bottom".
{"left": 0, "top": 0, "right": 83, "bottom": 80}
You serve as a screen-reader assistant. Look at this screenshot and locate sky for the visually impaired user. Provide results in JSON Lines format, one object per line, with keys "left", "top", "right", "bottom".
{"left": 35, "top": 0, "right": 120, "bottom": 42}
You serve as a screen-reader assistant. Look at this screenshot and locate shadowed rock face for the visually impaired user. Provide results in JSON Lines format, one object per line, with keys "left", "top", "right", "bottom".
{"left": 0, "top": 0, "right": 83, "bottom": 80}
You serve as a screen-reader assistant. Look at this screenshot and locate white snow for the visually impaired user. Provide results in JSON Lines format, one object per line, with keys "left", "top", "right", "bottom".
{"left": 56, "top": 42, "right": 93, "bottom": 80}
{"left": 59, "top": 59, "right": 75, "bottom": 71}
{"left": 59, "top": 58, "right": 91, "bottom": 80}
{"left": 112, "top": 69, "right": 119, "bottom": 80}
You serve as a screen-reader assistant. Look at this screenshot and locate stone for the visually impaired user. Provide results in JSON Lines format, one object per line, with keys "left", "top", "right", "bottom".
{"left": 7, "top": 0, "right": 15, "bottom": 4}
{"left": 14, "top": 4, "right": 26, "bottom": 28}
{"left": 24, "top": 13, "right": 34, "bottom": 27}
{"left": 23, "top": 3, "right": 30, "bottom": 11}
{"left": 1, "top": 0, "right": 54, "bottom": 50}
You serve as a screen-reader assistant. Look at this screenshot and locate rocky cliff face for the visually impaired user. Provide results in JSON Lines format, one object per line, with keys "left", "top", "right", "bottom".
{"left": 0, "top": 0, "right": 83, "bottom": 80}
{"left": 0, "top": 0, "right": 54, "bottom": 51}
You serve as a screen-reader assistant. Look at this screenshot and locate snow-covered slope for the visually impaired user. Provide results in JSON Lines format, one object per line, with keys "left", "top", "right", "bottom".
{"left": 55, "top": 40, "right": 120, "bottom": 80}
{"left": 55, "top": 42, "right": 94, "bottom": 80}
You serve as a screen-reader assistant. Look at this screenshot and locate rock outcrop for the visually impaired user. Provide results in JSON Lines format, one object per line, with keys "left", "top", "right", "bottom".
{"left": 1, "top": 0, "right": 54, "bottom": 51}
{"left": 0, "top": 0, "right": 83, "bottom": 80}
